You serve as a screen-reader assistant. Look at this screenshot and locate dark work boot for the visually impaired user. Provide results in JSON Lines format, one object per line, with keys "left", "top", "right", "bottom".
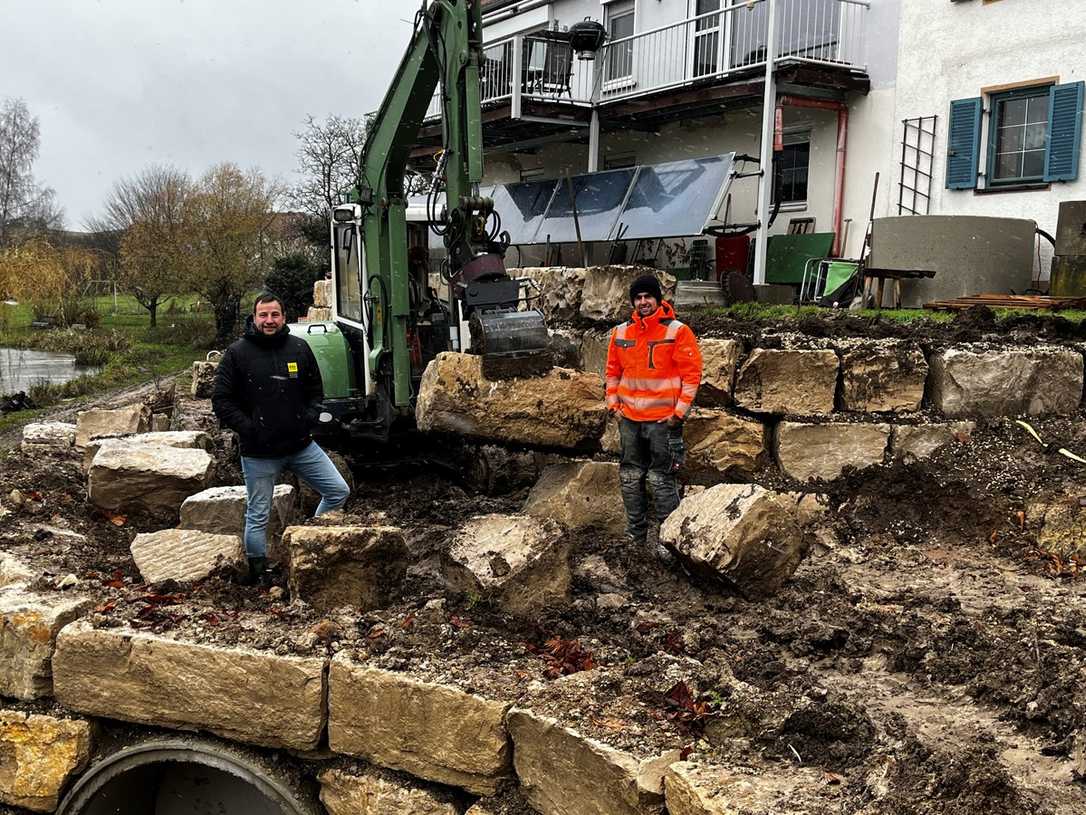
{"left": 240, "top": 556, "right": 268, "bottom": 586}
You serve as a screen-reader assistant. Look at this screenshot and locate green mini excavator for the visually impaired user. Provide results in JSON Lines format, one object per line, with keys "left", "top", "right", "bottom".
{"left": 291, "top": 0, "right": 552, "bottom": 443}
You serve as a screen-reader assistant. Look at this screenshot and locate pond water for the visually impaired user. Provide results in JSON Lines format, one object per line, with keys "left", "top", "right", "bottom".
{"left": 0, "top": 347, "right": 100, "bottom": 397}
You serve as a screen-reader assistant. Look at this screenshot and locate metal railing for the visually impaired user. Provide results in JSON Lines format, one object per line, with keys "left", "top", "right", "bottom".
{"left": 424, "top": 0, "right": 867, "bottom": 120}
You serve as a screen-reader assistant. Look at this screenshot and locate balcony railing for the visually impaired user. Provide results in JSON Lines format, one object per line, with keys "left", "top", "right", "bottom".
{"left": 424, "top": 0, "right": 868, "bottom": 120}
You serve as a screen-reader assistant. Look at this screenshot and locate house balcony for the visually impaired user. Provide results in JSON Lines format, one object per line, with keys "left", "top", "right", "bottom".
{"left": 413, "top": 0, "right": 871, "bottom": 158}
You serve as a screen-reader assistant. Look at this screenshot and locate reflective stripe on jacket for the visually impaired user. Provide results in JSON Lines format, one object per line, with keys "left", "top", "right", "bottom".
{"left": 605, "top": 300, "right": 702, "bottom": 422}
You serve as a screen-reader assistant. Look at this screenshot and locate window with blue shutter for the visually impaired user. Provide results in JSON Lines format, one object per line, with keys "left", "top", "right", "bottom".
{"left": 946, "top": 97, "right": 982, "bottom": 189}
{"left": 1044, "top": 81, "right": 1084, "bottom": 182}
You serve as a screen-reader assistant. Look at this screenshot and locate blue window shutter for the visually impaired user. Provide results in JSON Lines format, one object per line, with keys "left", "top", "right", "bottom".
{"left": 946, "top": 97, "right": 982, "bottom": 190}
{"left": 1044, "top": 81, "right": 1084, "bottom": 182}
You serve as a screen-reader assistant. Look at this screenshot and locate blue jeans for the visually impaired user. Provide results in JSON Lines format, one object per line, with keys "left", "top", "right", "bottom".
{"left": 240, "top": 441, "right": 350, "bottom": 558}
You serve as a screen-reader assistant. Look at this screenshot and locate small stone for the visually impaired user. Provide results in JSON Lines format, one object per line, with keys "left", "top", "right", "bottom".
{"left": 0, "top": 710, "right": 93, "bottom": 812}
{"left": 55, "top": 575, "right": 78, "bottom": 590}
{"left": 597, "top": 593, "right": 628, "bottom": 610}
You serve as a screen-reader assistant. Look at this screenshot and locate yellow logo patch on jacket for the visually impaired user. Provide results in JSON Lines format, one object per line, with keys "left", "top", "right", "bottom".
{"left": 287, "top": 361, "right": 299, "bottom": 377}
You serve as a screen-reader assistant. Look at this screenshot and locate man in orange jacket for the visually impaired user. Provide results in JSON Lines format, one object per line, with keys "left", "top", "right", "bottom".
{"left": 605, "top": 274, "right": 702, "bottom": 554}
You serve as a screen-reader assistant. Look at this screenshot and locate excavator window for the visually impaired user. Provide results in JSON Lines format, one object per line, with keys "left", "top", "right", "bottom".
{"left": 333, "top": 223, "right": 364, "bottom": 324}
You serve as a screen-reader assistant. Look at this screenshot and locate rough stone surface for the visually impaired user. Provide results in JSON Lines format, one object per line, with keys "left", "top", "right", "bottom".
{"left": 416, "top": 353, "right": 606, "bottom": 449}
{"left": 84, "top": 430, "right": 213, "bottom": 469}
{"left": 328, "top": 656, "right": 511, "bottom": 795}
{"left": 659, "top": 485, "right": 806, "bottom": 599}
{"left": 507, "top": 708, "right": 673, "bottom": 815}
{"left": 53, "top": 623, "right": 326, "bottom": 751}
{"left": 179, "top": 485, "right": 296, "bottom": 561}
{"left": 284, "top": 525, "right": 409, "bottom": 613}
{"left": 891, "top": 421, "right": 975, "bottom": 462}
{"left": 733, "top": 349, "right": 838, "bottom": 415}
{"left": 1028, "top": 495, "right": 1086, "bottom": 561}
{"left": 665, "top": 761, "right": 824, "bottom": 815}
{"left": 840, "top": 342, "right": 927, "bottom": 412}
{"left": 0, "top": 587, "right": 90, "bottom": 700}
{"left": 523, "top": 461, "right": 625, "bottom": 535}
{"left": 775, "top": 422, "right": 890, "bottom": 482}
{"left": 20, "top": 422, "right": 76, "bottom": 454}
{"left": 929, "top": 346, "right": 1084, "bottom": 417}
{"left": 0, "top": 555, "right": 33, "bottom": 588}
{"left": 130, "top": 529, "right": 246, "bottom": 584}
{"left": 191, "top": 359, "right": 219, "bottom": 399}
{"left": 682, "top": 410, "right": 765, "bottom": 476}
{"left": 515, "top": 267, "right": 586, "bottom": 323}
{"left": 314, "top": 278, "right": 332, "bottom": 307}
{"left": 579, "top": 267, "right": 676, "bottom": 323}
{"left": 306, "top": 306, "right": 333, "bottom": 322}
{"left": 444, "top": 514, "right": 570, "bottom": 616}
{"left": 696, "top": 338, "right": 743, "bottom": 406}
{"left": 75, "top": 405, "right": 150, "bottom": 449}
{"left": 579, "top": 328, "right": 611, "bottom": 377}
{"left": 318, "top": 767, "right": 460, "bottom": 815}
{"left": 87, "top": 444, "right": 214, "bottom": 518}
{"left": 0, "top": 710, "right": 93, "bottom": 812}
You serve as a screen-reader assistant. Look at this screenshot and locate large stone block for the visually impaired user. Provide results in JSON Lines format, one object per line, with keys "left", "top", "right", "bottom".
{"left": 318, "top": 767, "right": 460, "bottom": 815}
{"left": 515, "top": 267, "right": 586, "bottom": 323}
{"left": 665, "top": 761, "right": 824, "bottom": 815}
{"left": 523, "top": 462, "right": 625, "bottom": 535}
{"left": 579, "top": 328, "right": 611, "bottom": 377}
{"left": 0, "top": 710, "right": 93, "bottom": 812}
{"left": 659, "top": 485, "right": 806, "bottom": 599}
{"left": 130, "top": 529, "right": 246, "bottom": 584}
{"left": 444, "top": 514, "right": 570, "bottom": 616}
{"left": 313, "top": 278, "right": 333, "bottom": 307}
{"left": 733, "top": 349, "right": 838, "bottom": 415}
{"left": 507, "top": 708, "right": 674, "bottom": 815}
{"left": 0, "top": 587, "right": 90, "bottom": 700}
{"left": 579, "top": 267, "right": 676, "bottom": 323}
{"left": 179, "top": 485, "right": 296, "bottom": 561}
{"left": 891, "top": 421, "right": 975, "bottom": 462}
{"left": 20, "top": 422, "right": 76, "bottom": 455}
{"left": 683, "top": 410, "right": 765, "bottom": 476}
{"left": 53, "top": 623, "right": 326, "bottom": 751}
{"left": 840, "top": 342, "right": 927, "bottom": 413}
{"left": 775, "top": 422, "right": 890, "bottom": 482}
{"left": 416, "top": 353, "right": 606, "bottom": 449}
{"left": 306, "top": 306, "right": 333, "bottom": 322}
{"left": 1028, "top": 495, "right": 1086, "bottom": 561}
{"left": 284, "top": 525, "right": 409, "bottom": 613}
{"left": 84, "top": 430, "right": 213, "bottom": 470}
{"left": 75, "top": 404, "right": 150, "bottom": 449}
{"left": 929, "top": 346, "right": 1084, "bottom": 417}
{"left": 190, "top": 359, "right": 219, "bottom": 399}
{"left": 696, "top": 339, "right": 743, "bottom": 406}
{"left": 328, "top": 657, "right": 512, "bottom": 795}
{"left": 87, "top": 444, "right": 214, "bottom": 518}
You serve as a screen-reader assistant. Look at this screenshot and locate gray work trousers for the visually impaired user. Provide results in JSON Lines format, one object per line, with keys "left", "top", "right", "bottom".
{"left": 617, "top": 417, "right": 682, "bottom": 543}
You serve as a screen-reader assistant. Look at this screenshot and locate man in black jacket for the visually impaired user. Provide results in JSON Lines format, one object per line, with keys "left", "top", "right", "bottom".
{"left": 212, "top": 293, "right": 350, "bottom": 581}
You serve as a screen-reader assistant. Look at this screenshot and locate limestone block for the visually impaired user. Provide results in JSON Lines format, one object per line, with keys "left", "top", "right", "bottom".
{"left": 191, "top": 359, "right": 218, "bottom": 399}
{"left": 87, "top": 444, "right": 214, "bottom": 518}
{"left": 0, "top": 555, "right": 33, "bottom": 588}
{"left": 696, "top": 339, "right": 743, "bottom": 406}
{"left": 601, "top": 417, "right": 621, "bottom": 454}
{"left": 515, "top": 267, "right": 586, "bottom": 323}
{"left": 53, "top": 623, "right": 325, "bottom": 750}
{"left": 1028, "top": 495, "right": 1086, "bottom": 561}
{"left": 328, "top": 656, "right": 512, "bottom": 795}
{"left": 0, "top": 587, "right": 90, "bottom": 700}
{"left": 0, "top": 710, "right": 93, "bottom": 812}
{"left": 840, "top": 342, "right": 927, "bottom": 413}
{"left": 775, "top": 422, "right": 890, "bottom": 482}
{"left": 579, "top": 328, "right": 611, "bottom": 377}
{"left": 152, "top": 413, "right": 171, "bottom": 431}
{"left": 579, "top": 267, "right": 676, "bottom": 323}
{"left": 416, "top": 353, "right": 606, "bottom": 449}
{"left": 306, "top": 306, "right": 333, "bottom": 322}
{"left": 665, "top": 761, "right": 824, "bottom": 815}
{"left": 507, "top": 708, "right": 674, "bottom": 815}
{"left": 84, "top": 430, "right": 213, "bottom": 469}
{"left": 891, "top": 421, "right": 975, "bottom": 462}
{"left": 284, "top": 525, "right": 409, "bottom": 613}
{"left": 444, "top": 514, "right": 570, "bottom": 616}
{"left": 20, "top": 422, "right": 76, "bottom": 454}
{"left": 683, "top": 410, "right": 765, "bottom": 476}
{"left": 318, "top": 767, "right": 460, "bottom": 815}
{"left": 314, "top": 278, "right": 333, "bottom": 308}
{"left": 929, "top": 346, "right": 1084, "bottom": 417}
{"left": 75, "top": 404, "right": 150, "bottom": 449}
{"left": 523, "top": 462, "right": 625, "bottom": 535}
{"left": 733, "top": 349, "right": 838, "bottom": 415}
{"left": 130, "top": 529, "right": 246, "bottom": 584}
{"left": 179, "top": 485, "right": 296, "bottom": 561}
{"left": 659, "top": 485, "right": 806, "bottom": 599}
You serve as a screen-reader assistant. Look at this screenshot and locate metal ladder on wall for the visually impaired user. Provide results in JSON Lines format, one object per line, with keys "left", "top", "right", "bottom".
{"left": 898, "top": 116, "right": 938, "bottom": 216}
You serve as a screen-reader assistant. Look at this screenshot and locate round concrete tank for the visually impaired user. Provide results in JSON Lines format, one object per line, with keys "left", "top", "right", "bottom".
{"left": 56, "top": 737, "right": 320, "bottom": 815}
{"left": 869, "top": 215, "right": 1036, "bottom": 307}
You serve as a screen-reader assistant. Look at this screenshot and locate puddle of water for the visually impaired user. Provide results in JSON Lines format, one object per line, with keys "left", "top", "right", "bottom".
{"left": 0, "top": 347, "right": 100, "bottom": 396}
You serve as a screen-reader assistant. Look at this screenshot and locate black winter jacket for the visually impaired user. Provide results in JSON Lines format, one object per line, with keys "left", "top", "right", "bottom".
{"left": 211, "top": 318, "right": 324, "bottom": 458}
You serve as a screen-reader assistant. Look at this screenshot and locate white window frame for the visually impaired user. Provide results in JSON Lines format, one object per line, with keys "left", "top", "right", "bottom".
{"left": 777, "top": 129, "right": 811, "bottom": 211}
{"left": 602, "top": 0, "right": 637, "bottom": 91}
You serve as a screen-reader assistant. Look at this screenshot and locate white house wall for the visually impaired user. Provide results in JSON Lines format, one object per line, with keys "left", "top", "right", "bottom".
{"left": 895, "top": 0, "right": 1086, "bottom": 280}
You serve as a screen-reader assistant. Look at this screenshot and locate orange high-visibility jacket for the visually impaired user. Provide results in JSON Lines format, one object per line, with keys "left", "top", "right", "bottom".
{"left": 605, "top": 300, "right": 702, "bottom": 422}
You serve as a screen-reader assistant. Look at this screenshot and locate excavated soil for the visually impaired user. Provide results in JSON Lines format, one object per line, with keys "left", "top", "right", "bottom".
{"left": 3, "top": 310, "right": 1086, "bottom": 813}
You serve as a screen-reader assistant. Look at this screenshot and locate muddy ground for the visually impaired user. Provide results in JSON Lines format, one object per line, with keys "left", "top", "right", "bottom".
{"left": 3, "top": 310, "right": 1086, "bottom": 814}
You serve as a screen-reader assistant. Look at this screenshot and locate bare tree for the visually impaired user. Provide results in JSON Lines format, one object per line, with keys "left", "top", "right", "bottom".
{"left": 0, "top": 98, "right": 62, "bottom": 246}
{"left": 290, "top": 114, "right": 369, "bottom": 221}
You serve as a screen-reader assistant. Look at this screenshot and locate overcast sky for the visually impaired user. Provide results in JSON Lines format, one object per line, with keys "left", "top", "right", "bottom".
{"left": 0, "top": 0, "right": 414, "bottom": 230}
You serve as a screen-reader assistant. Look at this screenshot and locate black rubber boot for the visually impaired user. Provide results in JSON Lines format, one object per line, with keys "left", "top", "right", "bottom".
{"left": 240, "top": 556, "right": 268, "bottom": 586}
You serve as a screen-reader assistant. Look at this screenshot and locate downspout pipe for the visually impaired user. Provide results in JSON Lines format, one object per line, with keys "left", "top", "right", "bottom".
{"left": 779, "top": 95, "right": 849, "bottom": 257}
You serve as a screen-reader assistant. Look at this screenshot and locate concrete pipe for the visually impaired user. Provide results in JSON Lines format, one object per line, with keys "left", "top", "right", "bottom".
{"left": 56, "top": 735, "right": 321, "bottom": 815}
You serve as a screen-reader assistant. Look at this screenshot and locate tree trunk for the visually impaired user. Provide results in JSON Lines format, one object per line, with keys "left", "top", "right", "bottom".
{"left": 214, "top": 295, "right": 240, "bottom": 343}
{"left": 148, "top": 298, "right": 158, "bottom": 328}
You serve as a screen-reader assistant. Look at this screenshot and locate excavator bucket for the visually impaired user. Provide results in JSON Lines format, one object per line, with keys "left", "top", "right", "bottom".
{"left": 469, "top": 309, "right": 554, "bottom": 380}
